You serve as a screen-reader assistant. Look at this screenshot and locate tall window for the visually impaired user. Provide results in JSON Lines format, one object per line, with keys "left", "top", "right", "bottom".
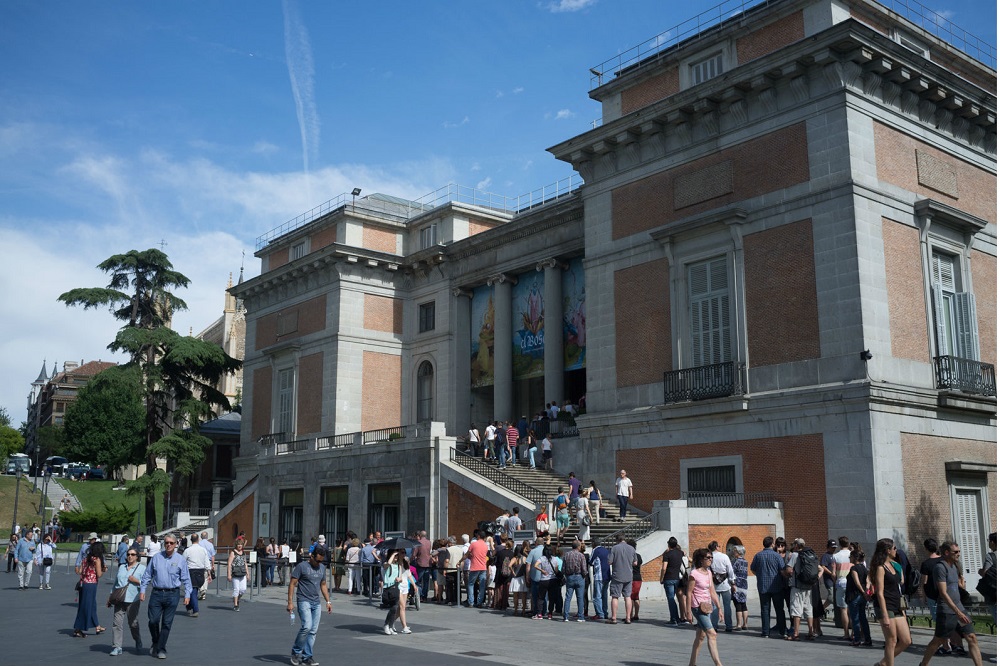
{"left": 279, "top": 489, "right": 303, "bottom": 546}
{"left": 419, "top": 302, "right": 436, "bottom": 333}
{"left": 368, "top": 484, "right": 400, "bottom": 534}
{"left": 951, "top": 483, "right": 989, "bottom": 578}
{"left": 932, "top": 251, "right": 979, "bottom": 359}
{"left": 290, "top": 241, "right": 306, "bottom": 260}
{"left": 320, "top": 486, "right": 349, "bottom": 544}
{"left": 690, "top": 52, "right": 724, "bottom": 86}
{"left": 277, "top": 368, "right": 295, "bottom": 437}
{"left": 417, "top": 361, "right": 434, "bottom": 422}
{"left": 689, "top": 257, "right": 731, "bottom": 367}
{"left": 420, "top": 223, "right": 438, "bottom": 249}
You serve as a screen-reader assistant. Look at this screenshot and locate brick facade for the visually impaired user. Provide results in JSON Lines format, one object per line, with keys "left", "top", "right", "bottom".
{"left": 900, "top": 432, "right": 997, "bottom": 557}
{"left": 363, "top": 294, "right": 403, "bottom": 334}
{"left": 612, "top": 123, "right": 810, "bottom": 239}
{"left": 882, "top": 219, "right": 931, "bottom": 362}
{"left": 468, "top": 218, "right": 497, "bottom": 236}
{"left": 873, "top": 121, "right": 997, "bottom": 224}
{"left": 296, "top": 352, "right": 324, "bottom": 435}
{"left": 971, "top": 250, "right": 997, "bottom": 365}
{"left": 267, "top": 247, "right": 289, "bottom": 272}
{"left": 744, "top": 219, "right": 821, "bottom": 366}
{"left": 310, "top": 226, "right": 337, "bottom": 252}
{"left": 736, "top": 10, "right": 804, "bottom": 64}
{"left": 255, "top": 295, "right": 328, "bottom": 350}
{"left": 614, "top": 258, "right": 671, "bottom": 387}
{"left": 448, "top": 481, "right": 503, "bottom": 539}
{"left": 251, "top": 366, "right": 272, "bottom": 440}
{"left": 621, "top": 67, "right": 680, "bottom": 116}
{"left": 216, "top": 491, "right": 256, "bottom": 544}
{"left": 617, "top": 434, "right": 828, "bottom": 549}
{"left": 362, "top": 351, "right": 401, "bottom": 431}
{"left": 689, "top": 523, "right": 777, "bottom": 579}
{"left": 362, "top": 225, "right": 398, "bottom": 253}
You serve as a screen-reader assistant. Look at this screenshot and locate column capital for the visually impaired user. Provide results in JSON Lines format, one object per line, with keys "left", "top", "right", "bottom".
{"left": 487, "top": 273, "right": 518, "bottom": 287}
{"left": 536, "top": 258, "right": 568, "bottom": 272}
{"left": 452, "top": 287, "right": 474, "bottom": 298}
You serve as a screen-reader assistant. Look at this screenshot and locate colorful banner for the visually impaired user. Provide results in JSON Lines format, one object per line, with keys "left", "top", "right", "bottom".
{"left": 512, "top": 271, "right": 545, "bottom": 380}
{"left": 470, "top": 284, "right": 494, "bottom": 388}
{"left": 562, "top": 257, "right": 586, "bottom": 370}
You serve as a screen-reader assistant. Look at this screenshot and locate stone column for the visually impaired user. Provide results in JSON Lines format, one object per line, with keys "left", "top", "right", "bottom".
{"left": 538, "top": 259, "right": 565, "bottom": 409}
{"left": 211, "top": 481, "right": 228, "bottom": 515}
{"left": 488, "top": 274, "right": 516, "bottom": 421}
{"left": 452, "top": 288, "right": 473, "bottom": 434}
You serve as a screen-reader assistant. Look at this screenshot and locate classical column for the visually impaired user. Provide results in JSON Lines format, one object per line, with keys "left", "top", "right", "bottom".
{"left": 538, "top": 259, "right": 565, "bottom": 409}
{"left": 488, "top": 274, "right": 516, "bottom": 421}
{"left": 452, "top": 288, "right": 473, "bottom": 434}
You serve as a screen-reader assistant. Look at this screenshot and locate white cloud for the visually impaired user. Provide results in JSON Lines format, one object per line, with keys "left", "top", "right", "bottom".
{"left": 471, "top": 162, "right": 481, "bottom": 172}
{"left": 443, "top": 116, "right": 470, "bottom": 129}
{"left": 252, "top": 140, "right": 279, "bottom": 155}
{"left": 512, "top": 87, "right": 524, "bottom": 94}
{"left": 548, "top": 0, "right": 597, "bottom": 13}
{"left": 927, "top": 8, "right": 955, "bottom": 26}
{"left": 476, "top": 176, "right": 492, "bottom": 191}
{"left": 554, "top": 109, "right": 575, "bottom": 120}
{"left": 495, "top": 90, "right": 505, "bottom": 98}
{"left": 282, "top": 0, "right": 320, "bottom": 181}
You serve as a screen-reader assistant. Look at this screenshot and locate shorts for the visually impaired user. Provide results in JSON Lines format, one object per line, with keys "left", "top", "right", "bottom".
{"left": 833, "top": 586, "right": 848, "bottom": 608}
{"left": 935, "top": 612, "right": 975, "bottom": 638}
{"left": 609, "top": 580, "right": 633, "bottom": 599}
{"left": 542, "top": 450, "right": 552, "bottom": 461}
{"left": 790, "top": 587, "right": 814, "bottom": 618}
{"left": 555, "top": 512, "right": 570, "bottom": 529}
{"left": 733, "top": 600, "right": 748, "bottom": 612}
{"left": 692, "top": 606, "right": 714, "bottom": 631}
{"left": 630, "top": 580, "right": 642, "bottom": 600}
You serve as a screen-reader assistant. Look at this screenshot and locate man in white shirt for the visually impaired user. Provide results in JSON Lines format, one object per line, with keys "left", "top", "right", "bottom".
{"left": 182, "top": 534, "right": 211, "bottom": 617}
{"left": 200, "top": 531, "right": 217, "bottom": 598}
{"left": 709, "top": 540, "right": 736, "bottom": 632}
{"left": 146, "top": 534, "right": 162, "bottom": 557}
{"left": 484, "top": 422, "right": 498, "bottom": 461}
{"left": 614, "top": 470, "right": 633, "bottom": 522}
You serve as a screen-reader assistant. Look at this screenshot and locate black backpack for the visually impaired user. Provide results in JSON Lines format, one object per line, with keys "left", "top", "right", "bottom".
{"left": 925, "top": 560, "right": 946, "bottom": 600}
{"left": 794, "top": 548, "right": 819, "bottom": 586}
{"left": 975, "top": 555, "right": 997, "bottom": 603}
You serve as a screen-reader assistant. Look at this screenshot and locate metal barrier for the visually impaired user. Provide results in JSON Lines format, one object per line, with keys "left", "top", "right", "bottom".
{"left": 934, "top": 355, "right": 997, "bottom": 396}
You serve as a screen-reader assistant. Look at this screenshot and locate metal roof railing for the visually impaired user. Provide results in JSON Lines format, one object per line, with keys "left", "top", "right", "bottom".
{"left": 588, "top": 0, "right": 996, "bottom": 90}
{"left": 255, "top": 174, "right": 583, "bottom": 251}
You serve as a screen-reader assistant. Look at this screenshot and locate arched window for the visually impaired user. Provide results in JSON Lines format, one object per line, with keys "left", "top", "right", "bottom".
{"left": 417, "top": 361, "right": 434, "bottom": 422}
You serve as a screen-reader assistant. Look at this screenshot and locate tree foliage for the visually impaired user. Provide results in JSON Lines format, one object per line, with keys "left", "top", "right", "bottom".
{"left": 34, "top": 426, "right": 64, "bottom": 462}
{"left": 58, "top": 503, "right": 137, "bottom": 535}
{"left": 0, "top": 407, "right": 11, "bottom": 428}
{"left": 0, "top": 425, "right": 24, "bottom": 460}
{"left": 59, "top": 249, "right": 242, "bottom": 529}
{"left": 62, "top": 365, "right": 145, "bottom": 476}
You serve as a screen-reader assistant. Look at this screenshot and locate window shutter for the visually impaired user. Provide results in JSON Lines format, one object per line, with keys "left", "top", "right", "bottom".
{"left": 954, "top": 489, "right": 984, "bottom": 577}
{"left": 932, "top": 284, "right": 948, "bottom": 356}
{"left": 953, "top": 292, "right": 979, "bottom": 360}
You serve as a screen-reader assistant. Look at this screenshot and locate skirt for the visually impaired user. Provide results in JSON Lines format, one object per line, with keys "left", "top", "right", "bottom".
{"left": 509, "top": 577, "right": 525, "bottom": 594}
{"left": 74, "top": 582, "right": 101, "bottom": 631}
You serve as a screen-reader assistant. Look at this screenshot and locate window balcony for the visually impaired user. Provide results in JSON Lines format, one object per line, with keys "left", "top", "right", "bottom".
{"left": 934, "top": 356, "right": 997, "bottom": 397}
{"left": 681, "top": 491, "right": 777, "bottom": 508}
{"left": 664, "top": 361, "right": 746, "bottom": 404}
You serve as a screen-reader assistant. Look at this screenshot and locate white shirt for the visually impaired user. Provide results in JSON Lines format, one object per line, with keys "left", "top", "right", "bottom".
{"left": 615, "top": 476, "right": 633, "bottom": 497}
{"left": 468, "top": 428, "right": 480, "bottom": 443}
{"left": 485, "top": 424, "right": 497, "bottom": 441}
{"left": 710, "top": 550, "right": 735, "bottom": 591}
{"left": 548, "top": 405, "right": 560, "bottom": 420}
{"left": 146, "top": 540, "right": 161, "bottom": 557}
{"left": 183, "top": 542, "right": 211, "bottom": 570}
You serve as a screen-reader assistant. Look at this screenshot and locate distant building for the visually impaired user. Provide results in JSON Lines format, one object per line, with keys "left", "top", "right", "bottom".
{"left": 25, "top": 359, "right": 117, "bottom": 457}
{"left": 192, "top": 271, "right": 246, "bottom": 412}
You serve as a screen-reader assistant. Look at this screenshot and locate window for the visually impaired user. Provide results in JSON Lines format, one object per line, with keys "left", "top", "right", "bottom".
{"left": 419, "top": 301, "right": 436, "bottom": 333}
{"left": 320, "top": 486, "right": 349, "bottom": 544}
{"left": 420, "top": 223, "right": 438, "bottom": 249}
{"left": 689, "top": 257, "right": 731, "bottom": 367}
{"left": 290, "top": 241, "right": 306, "bottom": 261}
{"left": 277, "top": 368, "right": 295, "bottom": 437}
{"left": 368, "top": 483, "right": 400, "bottom": 534}
{"left": 279, "top": 488, "right": 303, "bottom": 546}
{"left": 932, "top": 251, "right": 979, "bottom": 360}
{"left": 895, "top": 30, "right": 929, "bottom": 57}
{"left": 687, "top": 465, "right": 737, "bottom": 493}
{"left": 690, "top": 52, "right": 724, "bottom": 86}
{"left": 679, "top": 455, "right": 743, "bottom": 506}
{"left": 950, "top": 480, "right": 990, "bottom": 578}
{"left": 416, "top": 361, "right": 434, "bottom": 422}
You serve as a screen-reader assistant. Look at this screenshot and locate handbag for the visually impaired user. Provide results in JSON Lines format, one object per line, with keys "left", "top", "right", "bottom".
{"left": 698, "top": 601, "right": 712, "bottom": 614}
{"left": 108, "top": 585, "right": 128, "bottom": 605}
{"left": 42, "top": 557, "right": 53, "bottom": 567}
{"left": 712, "top": 570, "right": 727, "bottom": 585}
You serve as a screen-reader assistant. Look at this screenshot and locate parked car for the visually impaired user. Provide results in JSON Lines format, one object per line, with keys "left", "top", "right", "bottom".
{"left": 88, "top": 466, "right": 105, "bottom": 479}
{"left": 64, "top": 463, "right": 91, "bottom": 480}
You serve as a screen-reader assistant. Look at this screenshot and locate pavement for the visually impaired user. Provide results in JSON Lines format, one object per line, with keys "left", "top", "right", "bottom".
{"left": 3, "top": 568, "right": 995, "bottom": 666}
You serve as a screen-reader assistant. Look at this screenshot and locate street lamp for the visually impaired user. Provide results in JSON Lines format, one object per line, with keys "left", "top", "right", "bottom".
{"left": 10, "top": 469, "right": 22, "bottom": 535}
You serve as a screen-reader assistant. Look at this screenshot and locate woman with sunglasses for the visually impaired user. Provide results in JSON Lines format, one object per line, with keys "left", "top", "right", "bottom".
{"left": 686, "top": 547, "right": 724, "bottom": 666}
{"left": 109, "top": 549, "right": 146, "bottom": 655}
{"left": 870, "top": 538, "right": 911, "bottom": 666}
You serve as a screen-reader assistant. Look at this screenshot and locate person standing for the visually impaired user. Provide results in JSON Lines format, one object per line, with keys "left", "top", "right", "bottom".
{"left": 919, "top": 540, "right": 984, "bottom": 666}
{"left": 591, "top": 539, "right": 610, "bottom": 620}
{"left": 978, "top": 533, "right": 997, "bottom": 627}
{"left": 182, "top": 533, "right": 210, "bottom": 617}
{"left": 5, "top": 534, "right": 17, "bottom": 573}
{"left": 467, "top": 423, "right": 481, "bottom": 458}
{"left": 15, "top": 530, "right": 35, "bottom": 590}
{"left": 561, "top": 538, "right": 587, "bottom": 622}
{"left": 750, "top": 536, "right": 786, "bottom": 638}
{"left": 614, "top": 469, "right": 633, "bottom": 522}
{"left": 199, "top": 532, "right": 215, "bottom": 598}
{"left": 381, "top": 549, "right": 405, "bottom": 634}
{"left": 288, "top": 545, "right": 332, "bottom": 665}
{"left": 708, "top": 540, "right": 736, "bottom": 633}
{"left": 464, "top": 529, "right": 489, "bottom": 608}
{"left": 227, "top": 538, "right": 250, "bottom": 611}
{"left": 139, "top": 534, "right": 192, "bottom": 659}
{"left": 34, "top": 534, "right": 55, "bottom": 590}
{"left": 72, "top": 540, "right": 106, "bottom": 637}
{"left": 541, "top": 433, "right": 554, "bottom": 471}
{"left": 109, "top": 548, "right": 145, "bottom": 656}
{"left": 607, "top": 534, "right": 637, "bottom": 624}
{"left": 731, "top": 544, "right": 750, "bottom": 631}
{"left": 660, "top": 537, "right": 685, "bottom": 626}
{"left": 484, "top": 421, "right": 498, "bottom": 461}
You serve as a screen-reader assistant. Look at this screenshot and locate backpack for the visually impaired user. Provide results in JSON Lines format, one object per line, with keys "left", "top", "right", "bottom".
{"left": 501, "top": 553, "right": 515, "bottom": 578}
{"left": 976, "top": 554, "right": 996, "bottom": 603}
{"left": 231, "top": 553, "right": 247, "bottom": 578}
{"left": 556, "top": 495, "right": 568, "bottom": 511}
{"left": 794, "top": 548, "right": 819, "bottom": 587}
{"left": 925, "top": 560, "right": 946, "bottom": 600}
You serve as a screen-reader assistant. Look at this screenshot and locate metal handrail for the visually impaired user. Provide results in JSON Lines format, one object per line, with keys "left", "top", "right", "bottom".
{"left": 597, "top": 511, "right": 659, "bottom": 547}
{"left": 255, "top": 175, "right": 583, "bottom": 251}
{"left": 449, "top": 449, "right": 549, "bottom": 509}
{"left": 275, "top": 439, "right": 311, "bottom": 455}
{"left": 681, "top": 491, "right": 777, "bottom": 508}
{"left": 664, "top": 361, "right": 746, "bottom": 404}
{"left": 588, "top": 0, "right": 995, "bottom": 89}
{"left": 362, "top": 426, "right": 407, "bottom": 445}
{"left": 934, "top": 355, "right": 997, "bottom": 397}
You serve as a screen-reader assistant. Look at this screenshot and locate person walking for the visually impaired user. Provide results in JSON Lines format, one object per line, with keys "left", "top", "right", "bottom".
{"left": 139, "top": 534, "right": 192, "bottom": 660}
{"left": 687, "top": 547, "right": 725, "bottom": 666}
{"left": 15, "top": 531, "right": 35, "bottom": 590}
{"left": 72, "top": 540, "right": 106, "bottom": 637}
{"left": 227, "top": 538, "right": 250, "bottom": 611}
{"left": 34, "top": 534, "right": 55, "bottom": 590}
{"left": 382, "top": 549, "right": 405, "bottom": 634}
{"left": 614, "top": 469, "right": 633, "bottom": 522}
{"left": 870, "top": 538, "right": 912, "bottom": 666}
{"left": 182, "top": 533, "right": 210, "bottom": 618}
{"left": 919, "top": 540, "right": 984, "bottom": 666}
{"left": 587, "top": 480, "right": 603, "bottom": 525}
{"left": 109, "top": 548, "right": 145, "bottom": 656}
{"left": 287, "top": 544, "right": 331, "bottom": 665}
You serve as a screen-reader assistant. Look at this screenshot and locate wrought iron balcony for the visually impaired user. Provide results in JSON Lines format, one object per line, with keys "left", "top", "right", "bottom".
{"left": 934, "top": 356, "right": 997, "bottom": 397}
{"left": 681, "top": 491, "right": 777, "bottom": 508}
{"left": 664, "top": 361, "right": 746, "bottom": 404}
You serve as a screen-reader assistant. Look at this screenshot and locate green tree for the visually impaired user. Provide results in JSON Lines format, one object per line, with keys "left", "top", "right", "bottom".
{"left": 34, "top": 426, "right": 64, "bottom": 462}
{"left": 59, "top": 249, "right": 241, "bottom": 529}
{"left": 62, "top": 365, "right": 145, "bottom": 480}
{"left": 0, "top": 407, "right": 11, "bottom": 427}
{"left": 0, "top": 425, "right": 24, "bottom": 460}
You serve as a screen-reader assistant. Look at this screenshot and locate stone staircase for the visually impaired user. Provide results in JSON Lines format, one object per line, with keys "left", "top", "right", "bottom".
{"left": 451, "top": 453, "right": 652, "bottom": 545}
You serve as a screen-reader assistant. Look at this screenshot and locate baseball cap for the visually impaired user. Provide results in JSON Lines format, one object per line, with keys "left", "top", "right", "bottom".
{"left": 827, "top": 539, "right": 837, "bottom": 548}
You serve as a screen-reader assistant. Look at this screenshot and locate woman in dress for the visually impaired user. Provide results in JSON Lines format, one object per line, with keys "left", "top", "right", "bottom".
{"left": 109, "top": 548, "right": 145, "bottom": 655}
{"left": 509, "top": 541, "right": 530, "bottom": 616}
{"left": 730, "top": 544, "right": 749, "bottom": 631}
{"left": 575, "top": 495, "right": 593, "bottom": 543}
{"left": 686, "top": 547, "right": 724, "bottom": 666}
{"left": 870, "top": 538, "right": 911, "bottom": 666}
{"left": 34, "top": 534, "right": 55, "bottom": 590}
{"left": 73, "top": 541, "right": 106, "bottom": 638}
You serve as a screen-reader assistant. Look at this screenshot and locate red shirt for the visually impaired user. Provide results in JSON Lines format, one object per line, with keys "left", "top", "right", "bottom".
{"left": 467, "top": 539, "right": 488, "bottom": 571}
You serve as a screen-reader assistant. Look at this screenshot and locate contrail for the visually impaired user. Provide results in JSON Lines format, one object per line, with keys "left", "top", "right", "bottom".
{"left": 283, "top": 0, "right": 319, "bottom": 198}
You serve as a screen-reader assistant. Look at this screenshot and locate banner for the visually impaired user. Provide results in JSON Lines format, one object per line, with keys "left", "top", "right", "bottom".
{"left": 512, "top": 271, "right": 545, "bottom": 380}
{"left": 562, "top": 257, "right": 586, "bottom": 370}
{"left": 470, "top": 284, "right": 494, "bottom": 387}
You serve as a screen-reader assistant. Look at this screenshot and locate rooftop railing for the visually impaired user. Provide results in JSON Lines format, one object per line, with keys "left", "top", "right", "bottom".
{"left": 588, "top": 0, "right": 995, "bottom": 90}
{"left": 255, "top": 175, "right": 583, "bottom": 251}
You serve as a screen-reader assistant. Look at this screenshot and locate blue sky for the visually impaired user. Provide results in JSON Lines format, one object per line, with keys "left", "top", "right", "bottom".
{"left": 0, "top": 0, "right": 995, "bottom": 426}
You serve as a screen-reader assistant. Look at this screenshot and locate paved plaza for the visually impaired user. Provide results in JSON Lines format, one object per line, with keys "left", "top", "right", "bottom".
{"left": 3, "top": 567, "right": 996, "bottom": 665}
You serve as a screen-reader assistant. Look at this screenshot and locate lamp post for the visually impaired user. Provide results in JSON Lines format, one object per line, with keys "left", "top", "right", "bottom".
{"left": 11, "top": 469, "right": 22, "bottom": 535}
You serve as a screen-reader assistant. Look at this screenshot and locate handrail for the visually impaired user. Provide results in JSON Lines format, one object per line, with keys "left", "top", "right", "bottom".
{"left": 449, "top": 449, "right": 549, "bottom": 509}
{"left": 681, "top": 491, "right": 777, "bottom": 508}
{"left": 934, "top": 355, "right": 997, "bottom": 397}
{"left": 597, "top": 511, "right": 659, "bottom": 547}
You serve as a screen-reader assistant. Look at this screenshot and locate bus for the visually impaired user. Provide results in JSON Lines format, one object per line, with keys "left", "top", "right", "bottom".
{"left": 5, "top": 453, "right": 30, "bottom": 475}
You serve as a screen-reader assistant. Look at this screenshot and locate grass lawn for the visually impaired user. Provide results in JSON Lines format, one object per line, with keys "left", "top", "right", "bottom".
{"left": 0, "top": 475, "right": 51, "bottom": 538}
{"left": 57, "top": 478, "right": 163, "bottom": 534}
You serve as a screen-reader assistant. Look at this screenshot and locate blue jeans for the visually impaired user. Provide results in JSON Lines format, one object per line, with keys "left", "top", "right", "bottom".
{"left": 617, "top": 495, "right": 628, "bottom": 519}
{"left": 564, "top": 574, "right": 585, "bottom": 620}
{"left": 592, "top": 577, "right": 607, "bottom": 618}
{"left": 758, "top": 591, "right": 786, "bottom": 636}
{"left": 293, "top": 600, "right": 321, "bottom": 660}
{"left": 528, "top": 447, "right": 537, "bottom": 467}
{"left": 467, "top": 570, "right": 486, "bottom": 606}
{"left": 711, "top": 589, "right": 732, "bottom": 630}
{"left": 147, "top": 589, "right": 181, "bottom": 653}
{"left": 664, "top": 579, "right": 680, "bottom": 623}
{"left": 498, "top": 446, "right": 508, "bottom": 468}
{"left": 848, "top": 595, "right": 870, "bottom": 643}
{"left": 416, "top": 566, "right": 432, "bottom": 599}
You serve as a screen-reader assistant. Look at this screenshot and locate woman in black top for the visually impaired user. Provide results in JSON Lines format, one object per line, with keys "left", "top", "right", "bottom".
{"left": 869, "top": 538, "right": 912, "bottom": 666}
{"left": 846, "top": 549, "right": 871, "bottom": 646}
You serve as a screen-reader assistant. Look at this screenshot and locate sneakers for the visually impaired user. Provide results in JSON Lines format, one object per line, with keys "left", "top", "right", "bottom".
{"left": 936, "top": 647, "right": 953, "bottom": 656}
{"left": 531, "top": 614, "right": 543, "bottom": 620}
{"left": 234, "top": 606, "right": 240, "bottom": 612}
{"left": 576, "top": 618, "right": 586, "bottom": 623}
{"left": 39, "top": 585, "right": 44, "bottom": 589}
{"left": 109, "top": 647, "right": 122, "bottom": 656}
{"left": 383, "top": 625, "right": 393, "bottom": 635}
{"left": 45, "top": 584, "right": 51, "bottom": 590}
{"left": 302, "top": 658, "right": 319, "bottom": 666}
{"left": 952, "top": 646, "right": 968, "bottom": 657}
{"left": 401, "top": 627, "right": 412, "bottom": 634}
{"left": 290, "top": 654, "right": 302, "bottom": 666}
{"left": 150, "top": 647, "right": 157, "bottom": 657}
{"left": 157, "top": 651, "right": 167, "bottom": 659}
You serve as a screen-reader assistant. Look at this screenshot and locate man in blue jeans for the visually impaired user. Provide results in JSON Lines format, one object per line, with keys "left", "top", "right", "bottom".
{"left": 139, "top": 535, "right": 192, "bottom": 659}
{"left": 562, "top": 540, "right": 588, "bottom": 621}
{"left": 750, "top": 536, "right": 787, "bottom": 638}
{"left": 464, "top": 530, "right": 489, "bottom": 607}
{"left": 591, "top": 540, "right": 610, "bottom": 619}
{"left": 660, "top": 536, "right": 685, "bottom": 625}
{"left": 287, "top": 546, "right": 332, "bottom": 666}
